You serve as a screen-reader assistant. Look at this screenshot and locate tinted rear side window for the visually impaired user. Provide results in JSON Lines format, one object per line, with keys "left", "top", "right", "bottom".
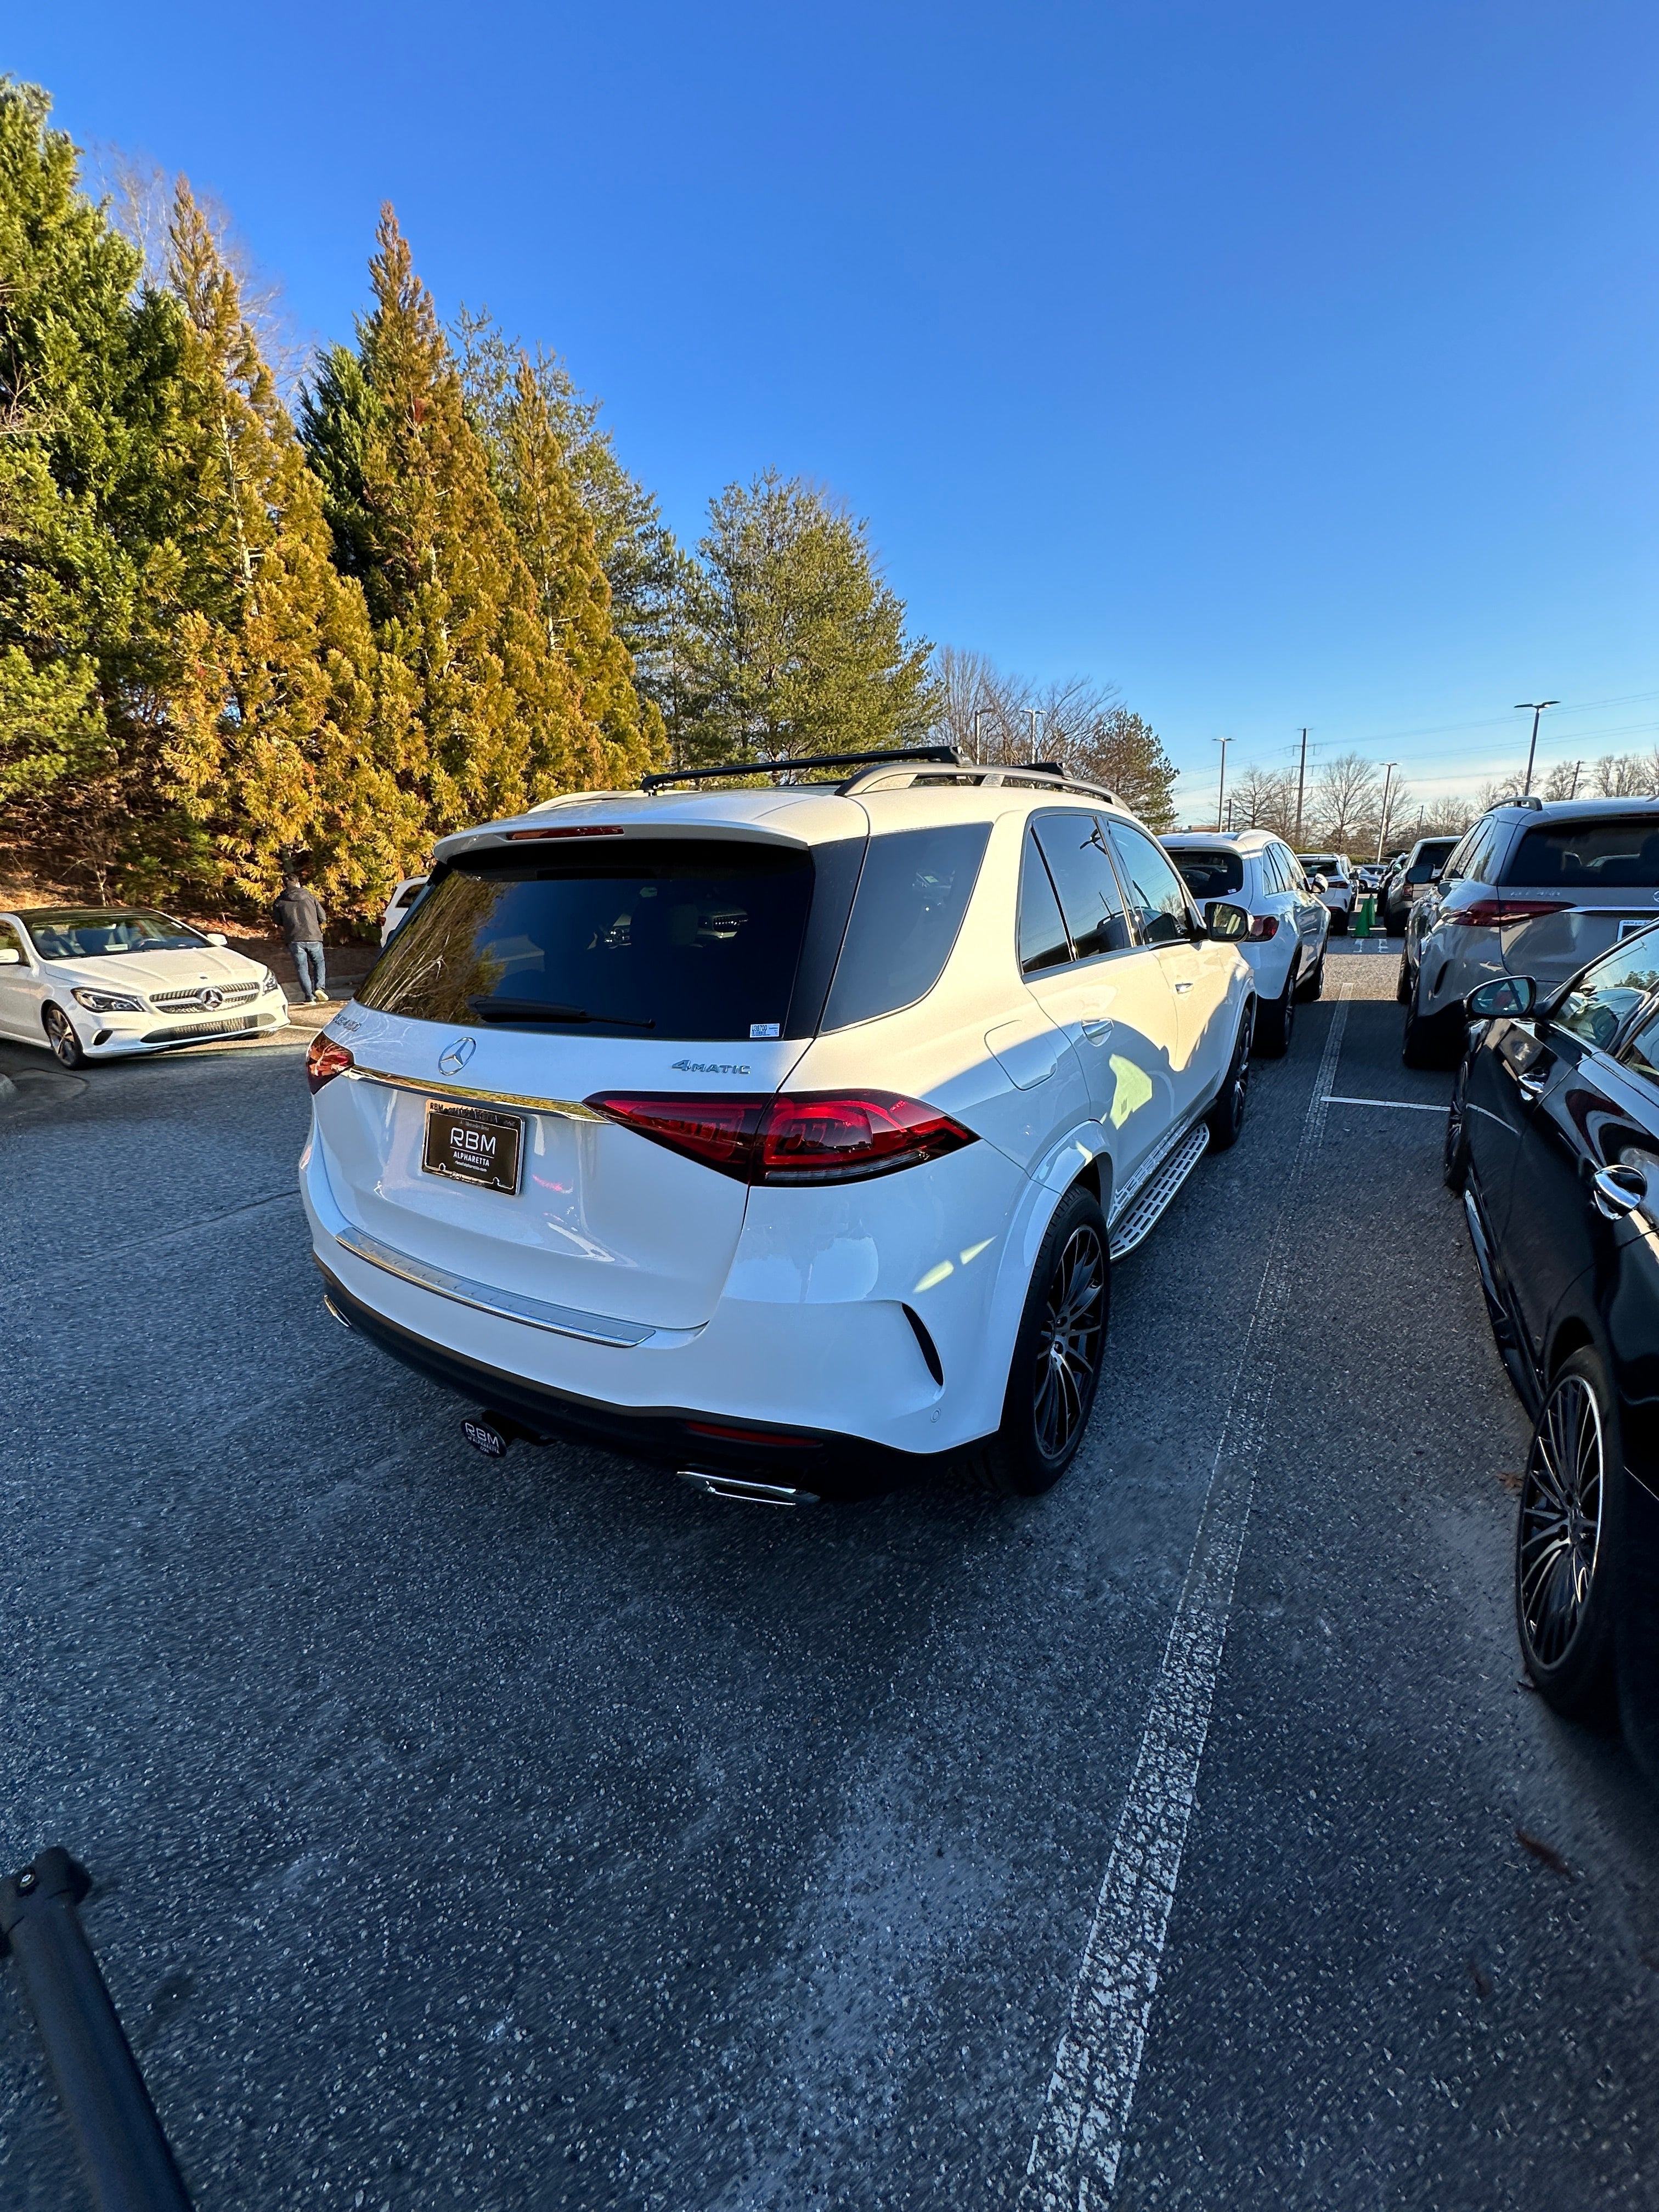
{"left": 1166, "top": 848, "right": 1245, "bottom": 901}
{"left": 822, "top": 824, "right": 990, "bottom": 1031}
{"left": 1109, "top": 822, "right": 1193, "bottom": 946}
{"left": 358, "top": 839, "right": 817, "bottom": 1040}
{"left": 1504, "top": 818, "right": 1659, "bottom": 890}
{"left": 1019, "top": 829, "right": 1072, "bottom": 975}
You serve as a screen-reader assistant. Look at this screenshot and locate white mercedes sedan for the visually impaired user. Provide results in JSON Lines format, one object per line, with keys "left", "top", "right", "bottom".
{"left": 0, "top": 906, "right": 290, "bottom": 1068}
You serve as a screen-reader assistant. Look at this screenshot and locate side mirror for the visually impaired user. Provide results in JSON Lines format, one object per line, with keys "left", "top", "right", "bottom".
{"left": 1465, "top": 975, "right": 1536, "bottom": 1020}
{"left": 205, "top": 931, "right": 228, "bottom": 947}
{"left": 1208, "top": 901, "right": 1250, "bottom": 943}
{"left": 1312, "top": 873, "right": 1330, "bottom": 892}
{"left": 1429, "top": 866, "right": 1444, "bottom": 883}
{"left": 0, "top": 947, "right": 18, "bottom": 966}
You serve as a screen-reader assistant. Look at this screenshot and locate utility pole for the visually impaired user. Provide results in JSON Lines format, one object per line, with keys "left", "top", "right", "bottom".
{"left": 1376, "top": 761, "right": 1399, "bottom": 862}
{"left": 1569, "top": 758, "right": 1583, "bottom": 799}
{"left": 1515, "top": 700, "right": 1559, "bottom": 795}
{"left": 1214, "top": 735, "right": 1233, "bottom": 833}
{"left": 1294, "top": 728, "right": 1308, "bottom": 848}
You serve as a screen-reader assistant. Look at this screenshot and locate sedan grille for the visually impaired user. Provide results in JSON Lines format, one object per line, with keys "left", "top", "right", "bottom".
{"left": 149, "top": 980, "right": 262, "bottom": 1011}
{"left": 141, "top": 1013, "right": 262, "bottom": 1043}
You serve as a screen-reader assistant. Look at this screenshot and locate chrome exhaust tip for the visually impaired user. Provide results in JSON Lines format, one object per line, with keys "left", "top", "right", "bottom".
{"left": 678, "top": 1469, "right": 819, "bottom": 1507}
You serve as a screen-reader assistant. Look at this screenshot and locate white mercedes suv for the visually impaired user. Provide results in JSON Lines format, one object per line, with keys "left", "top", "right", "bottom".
{"left": 302, "top": 754, "right": 1256, "bottom": 1501}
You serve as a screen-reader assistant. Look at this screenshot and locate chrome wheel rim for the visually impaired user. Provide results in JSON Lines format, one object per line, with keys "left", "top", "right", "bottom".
{"left": 1231, "top": 1014, "right": 1254, "bottom": 1121}
{"left": 45, "top": 1008, "right": 76, "bottom": 1065}
{"left": 1519, "top": 1374, "right": 1605, "bottom": 1671}
{"left": 1444, "top": 1080, "right": 1465, "bottom": 1172}
{"left": 1032, "top": 1224, "right": 1105, "bottom": 1459}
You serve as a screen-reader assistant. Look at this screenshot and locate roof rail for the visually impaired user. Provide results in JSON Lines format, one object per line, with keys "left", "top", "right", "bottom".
{"left": 840, "top": 760, "right": 1122, "bottom": 808}
{"left": 639, "top": 744, "right": 960, "bottom": 794}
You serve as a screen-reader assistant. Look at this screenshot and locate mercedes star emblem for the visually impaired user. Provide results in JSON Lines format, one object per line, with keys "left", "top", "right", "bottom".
{"left": 438, "top": 1036, "right": 477, "bottom": 1076}
{"left": 195, "top": 986, "right": 223, "bottom": 1011}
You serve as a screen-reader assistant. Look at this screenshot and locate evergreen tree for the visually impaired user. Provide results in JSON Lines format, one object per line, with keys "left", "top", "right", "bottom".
{"left": 0, "top": 78, "right": 187, "bottom": 887}
{"left": 1072, "top": 707, "right": 1180, "bottom": 830}
{"left": 160, "top": 180, "right": 422, "bottom": 912}
{"left": 300, "top": 208, "right": 589, "bottom": 830}
{"left": 678, "top": 470, "right": 936, "bottom": 765}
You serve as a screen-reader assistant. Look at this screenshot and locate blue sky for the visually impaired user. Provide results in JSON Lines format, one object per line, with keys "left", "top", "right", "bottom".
{"left": 15, "top": 2, "right": 1657, "bottom": 820}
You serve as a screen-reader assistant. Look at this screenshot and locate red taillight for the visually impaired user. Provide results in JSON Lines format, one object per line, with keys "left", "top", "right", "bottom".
{"left": 1455, "top": 897, "right": 1571, "bottom": 929}
{"left": 307, "top": 1035, "right": 354, "bottom": 1093}
{"left": 586, "top": 1090, "right": 977, "bottom": 1184}
{"left": 1246, "top": 914, "right": 1279, "bottom": 940}
{"left": 504, "top": 824, "right": 626, "bottom": 840}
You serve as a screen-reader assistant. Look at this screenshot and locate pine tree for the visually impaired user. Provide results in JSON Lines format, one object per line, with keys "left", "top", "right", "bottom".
{"left": 0, "top": 78, "right": 187, "bottom": 888}
{"left": 160, "top": 180, "right": 422, "bottom": 913}
{"left": 678, "top": 471, "right": 936, "bottom": 765}
{"left": 1072, "top": 707, "right": 1178, "bottom": 830}
{"left": 301, "top": 208, "right": 588, "bottom": 831}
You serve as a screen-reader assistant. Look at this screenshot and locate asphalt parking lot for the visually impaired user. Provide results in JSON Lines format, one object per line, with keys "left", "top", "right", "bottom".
{"left": 4, "top": 954, "right": 1657, "bottom": 2210}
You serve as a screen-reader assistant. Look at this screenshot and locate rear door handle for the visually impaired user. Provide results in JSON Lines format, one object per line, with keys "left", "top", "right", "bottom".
{"left": 1080, "top": 1018, "right": 1113, "bottom": 1040}
{"left": 1593, "top": 1165, "right": 1647, "bottom": 1220}
{"left": 1173, "top": 980, "right": 1194, "bottom": 994}
{"left": 1516, "top": 1073, "right": 1546, "bottom": 1104}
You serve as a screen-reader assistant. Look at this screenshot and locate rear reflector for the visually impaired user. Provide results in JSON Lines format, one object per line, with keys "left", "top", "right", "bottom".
{"left": 586, "top": 1090, "right": 977, "bottom": 1185}
{"left": 686, "top": 1421, "right": 823, "bottom": 1451}
{"left": 1456, "top": 898, "right": 1571, "bottom": 928}
{"left": 306, "top": 1035, "right": 354, "bottom": 1092}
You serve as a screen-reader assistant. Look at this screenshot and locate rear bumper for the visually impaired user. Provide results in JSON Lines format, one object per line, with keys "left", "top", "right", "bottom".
{"left": 315, "top": 1261, "right": 958, "bottom": 1497}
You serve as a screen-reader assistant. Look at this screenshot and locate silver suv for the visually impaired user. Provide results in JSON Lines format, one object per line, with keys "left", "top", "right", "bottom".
{"left": 1401, "top": 798, "right": 1659, "bottom": 1063}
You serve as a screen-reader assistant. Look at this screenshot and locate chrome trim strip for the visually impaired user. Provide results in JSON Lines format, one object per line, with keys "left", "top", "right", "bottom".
{"left": 331, "top": 1223, "right": 655, "bottom": 1346}
{"left": 345, "top": 1065, "right": 603, "bottom": 1119}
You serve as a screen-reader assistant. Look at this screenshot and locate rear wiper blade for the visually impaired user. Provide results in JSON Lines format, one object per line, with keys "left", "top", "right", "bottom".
{"left": 467, "top": 996, "right": 656, "bottom": 1029}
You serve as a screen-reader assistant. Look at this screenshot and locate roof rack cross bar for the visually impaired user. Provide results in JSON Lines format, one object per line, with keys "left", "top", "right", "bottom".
{"left": 640, "top": 745, "right": 960, "bottom": 793}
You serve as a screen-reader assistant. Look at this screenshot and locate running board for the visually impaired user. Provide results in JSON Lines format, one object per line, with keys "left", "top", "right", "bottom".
{"left": 1109, "top": 1124, "right": 1210, "bottom": 1260}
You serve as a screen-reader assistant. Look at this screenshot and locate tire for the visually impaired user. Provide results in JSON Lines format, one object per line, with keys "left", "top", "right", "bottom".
{"left": 1516, "top": 1348, "right": 1621, "bottom": 1723}
{"left": 1205, "top": 1001, "right": 1255, "bottom": 1151}
{"left": 1396, "top": 954, "right": 1412, "bottom": 1005}
{"left": 1255, "top": 961, "right": 1297, "bottom": 1057}
{"left": 1331, "top": 906, "right": 1350, "bottom": 936}
{"left": 971, "top": 1186, "right": 1109, "bottom": 1497}
{"left": 1295, "top": 949, "right": 1324, "bottom": 1003}
{"left": 1402, "top": 986, "right": 1462, "bottom": 1069}
{"left": 1443, "top": 1065, "right": 1471, "bottom": 1192}
{"left": 43, "top": 1003, "right": 86, "bottom": 1069}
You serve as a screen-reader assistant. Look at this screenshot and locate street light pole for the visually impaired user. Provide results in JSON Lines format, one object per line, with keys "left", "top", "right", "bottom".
{"left": 1294, "top": 727, "right": 1308, "bottom": 847}
{"left": 1214, "top": 735, "right": 1232, "bottom": 833}
{"left": 1026, "top": 706, "right": 1040, "bottom": 761}
{"left": 1515, "top": 700, "right": 1559, "bottom": 796}
{"left": 1376, "top": 762, "right": 1398, "bottom": 862}
{"left": 972, "top": 707, "right": 988, "bottom": 765}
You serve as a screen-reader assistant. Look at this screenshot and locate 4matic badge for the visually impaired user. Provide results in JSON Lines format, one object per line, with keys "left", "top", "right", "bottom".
{"left": 670, "top": 1058, "right": 751, "bottom": 1075}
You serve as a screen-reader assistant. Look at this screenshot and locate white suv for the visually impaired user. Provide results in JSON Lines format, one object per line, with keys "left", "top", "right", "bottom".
{"left": 302, "top": 758, "right": 1255, "bottom": 1501}
{"left": 1163, "top": 830, "right": 1329, "bottom": 1054}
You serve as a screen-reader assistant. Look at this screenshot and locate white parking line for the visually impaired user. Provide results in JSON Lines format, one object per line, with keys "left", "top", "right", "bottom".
{"left": 1324, "top": 1094, "right": 1442, "bottom": 1114}
{"left": 1019, "top": 984, "right": 1352, "bottom": 2210}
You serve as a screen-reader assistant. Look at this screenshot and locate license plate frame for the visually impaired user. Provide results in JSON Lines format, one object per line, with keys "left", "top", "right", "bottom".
{"left": 421, "top": 1100, "right": 524, "bottom": 1196}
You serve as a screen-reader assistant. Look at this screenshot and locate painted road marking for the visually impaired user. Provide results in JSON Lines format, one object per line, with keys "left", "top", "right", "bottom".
{"left": 1019, "top": 983, "right": 1353, "bottom": 2211}
{"left": 1323, "top": 1094, "right": 1442, "bottom": 1113}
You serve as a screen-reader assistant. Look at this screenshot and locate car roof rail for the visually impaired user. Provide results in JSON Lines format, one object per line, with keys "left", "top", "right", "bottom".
{"left": 839, "top": 760, "right": 1122, "bottom": 806}
{"left": 639, "top": 744, "right": 960, "bottom": 793}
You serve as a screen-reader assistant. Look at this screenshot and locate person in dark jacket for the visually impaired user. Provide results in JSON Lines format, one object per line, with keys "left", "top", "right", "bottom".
{"left": 274, "top": 874, "right": 329, "bottom": 1003}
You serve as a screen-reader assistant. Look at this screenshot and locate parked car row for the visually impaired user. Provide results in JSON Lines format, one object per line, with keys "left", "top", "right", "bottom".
{"left": 1163, "top": 830, "right": 1330, "bottom": 1052}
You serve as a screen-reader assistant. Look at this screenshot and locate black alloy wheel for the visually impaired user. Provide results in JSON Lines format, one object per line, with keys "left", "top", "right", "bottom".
{"left": 43, "top": 1003, "right": 85, "bottom": 1069}
{"left": 1295, "top": 949, "right": 1325, "bottom": 1003}
{"left": 1401, "top": 978, "right": 1462, "bottom": 1068}
{"left": 1256, "top": 962, "right": 1296, "bottom": 1057}
{"left": 1206, "top": 1003, "right": 1255, "bottom": 1150}
{"left": 1516, "top": 1350, "right": 1620, "bottom": 1719}
{"left": 973, "top": 1184, "right": 1109, "bottom": 1497}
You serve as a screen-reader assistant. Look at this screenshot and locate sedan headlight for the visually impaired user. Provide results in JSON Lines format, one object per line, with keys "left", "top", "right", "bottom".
{"left": 71, "top": 986, "right": 145, "bottom": 1013}
{"left": 258, "top": 967, "right": 281, "bottom": 996}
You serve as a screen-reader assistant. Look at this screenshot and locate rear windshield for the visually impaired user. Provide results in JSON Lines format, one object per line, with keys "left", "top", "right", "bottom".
{"left": 821, "top": 823, "right": 990, "bottom": 1031}
{"left": 1503, "top": 817, "right": 1659, "bottom": 891}
{"left": 1166, "top": 848, "right": 1244, "bottom": 900}
{"left": 358, "top": 839, "right": 826, "bottom": 1040}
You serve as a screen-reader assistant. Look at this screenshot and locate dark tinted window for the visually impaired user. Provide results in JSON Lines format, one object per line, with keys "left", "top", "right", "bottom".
{"left": 1167, "top": 847, "right": 1245, "bottom": 901}
{"left": 358, "top": 839, "right": 814, "bottom": 1040}
{"left": 1621, "top": 1006, "right": 1659, "bottom": 1085}
{"left": 1019, "top": 830, "right": 1071, "bottom": 975}
{"left": 1109, "top": 822, "right": 1193, "bottom": 946}
{"left": 1034, "top": 813, "right": 1133, "bottom": 958}
{"left": 1553, "top": 932, "right": 1659, "bottom": 1051}
{"left": 1504, "top": 817, "right": 1659, "bottom": 890}
{"left": 822, "top": 823, "right": 990, "bottom": 1030}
